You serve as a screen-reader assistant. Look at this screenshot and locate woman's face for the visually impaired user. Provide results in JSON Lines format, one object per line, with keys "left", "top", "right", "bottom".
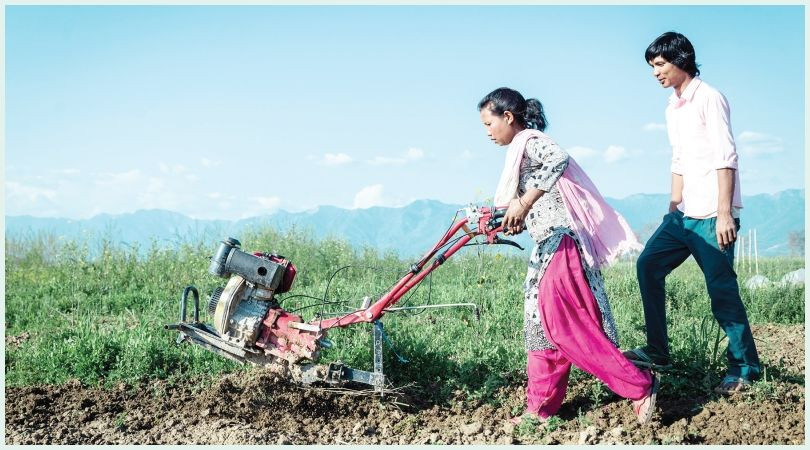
{"left": 480, "top": 107, "right": 518, "bottom": 146}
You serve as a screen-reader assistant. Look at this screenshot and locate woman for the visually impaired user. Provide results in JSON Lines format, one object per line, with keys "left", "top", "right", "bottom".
{"left": 478, "top": 87, "right": 659, "bottom": 424}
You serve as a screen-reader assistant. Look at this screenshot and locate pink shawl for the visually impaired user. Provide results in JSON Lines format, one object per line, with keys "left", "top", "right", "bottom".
{"left": 494, "top": 129, "right": 642, "bottom": 268}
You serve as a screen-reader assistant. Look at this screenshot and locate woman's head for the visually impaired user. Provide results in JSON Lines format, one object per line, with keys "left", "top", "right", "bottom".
{"left": 644, "top": 31, "right": 700, "bottom": 78}
{"left": 478, "top": 88, "right": 547, "bottom": 145}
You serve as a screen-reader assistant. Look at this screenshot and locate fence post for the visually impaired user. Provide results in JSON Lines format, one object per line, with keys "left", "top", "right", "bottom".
{"left": 735, "top": 235, "right": 740, "bottom": 271}
{"left": 754, "top": 228, "right": 759, "bottom": 276}
{"left": 748, "top": 229, "right": 753, "bottom": 273}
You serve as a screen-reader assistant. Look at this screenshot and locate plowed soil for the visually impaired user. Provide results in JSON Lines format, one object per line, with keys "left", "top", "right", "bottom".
{"left": 4, "top": 324, "right": 805, "bottom": 445}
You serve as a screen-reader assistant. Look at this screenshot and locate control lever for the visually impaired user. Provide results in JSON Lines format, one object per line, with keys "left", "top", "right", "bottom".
{"left": 493, "top": 236, "right": 525, "bottom": 251}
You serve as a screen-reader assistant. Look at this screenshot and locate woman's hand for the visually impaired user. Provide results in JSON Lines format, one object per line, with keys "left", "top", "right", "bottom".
{"left": 502, "top": 197, "right": 531, "bottom": 235}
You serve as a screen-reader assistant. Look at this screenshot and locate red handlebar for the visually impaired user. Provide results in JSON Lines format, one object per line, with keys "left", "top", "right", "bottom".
{"left": 312, "top": 206, "right": 515, "bottom": 330}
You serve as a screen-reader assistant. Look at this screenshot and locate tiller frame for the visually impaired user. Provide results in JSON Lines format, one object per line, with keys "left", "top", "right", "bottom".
{"left": 165, "top": 205, "right": 522, "bottom": 393}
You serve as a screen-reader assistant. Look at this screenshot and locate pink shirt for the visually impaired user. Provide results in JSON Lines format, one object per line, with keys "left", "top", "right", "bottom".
{"left": 666, "top": 77, "right": 743, "bottom": 218}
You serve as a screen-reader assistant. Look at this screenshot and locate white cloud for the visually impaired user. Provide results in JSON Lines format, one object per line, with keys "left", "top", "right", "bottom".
{"left": 567, "top": 145, "right": 632, "bottom": 164}
{"left": 236, "top": 195, "right": 283, "bottom": 218}
{"left": 737, "top": 131, "right": 784, "bottom": 156}
{"left": 367, "top": 156, "right": 406, "bottom": 166}
{"left": 643, "top": 122, "right": 667, "bottom": 132}
{"left": 96, "top": 169, "right": 142, "bottom": 185}
{"left": 353, "top": 184, "right": 385, "bottom": 209}
{"left": 90, "top": 170, "right": 183, "bottom": 212}
{"left": 155, "top": 163, "right": 198, "bottom": 182}
{"left": 566, "top": 146, "right": 598, "bottom": 160}
{"left": 314, "top": 153, "right": 353, "bottom": 166}
{"left": 50, "top": 168, "right": 80, "bottom": 175}
{"left": 367, "top": 147, "right": 425, "bottom": 166}
{"left": 405, "top": 147, "right": 424, "bottom": 160}
{"left": 207, "top": 192, "right": 235, "bottom": 212}
{"left": 201, "top": 157, "right": 221, "bottom": 168}
{"left": 460, "top": 149, "right": 476, "bottom": 160}
{"left": 738, "top": 131, "right": 769, "bottom": 141}
{"left": 253, "top": 196, "right": 281, "bottom": 209}
{"left": 134, "top": 177, "right": 185, "bottom": 211}
{"left": 7, "top": 165, "right": 284, "bottom": 219}
{"left": 6, "top": 176, "right": 85, "bottom": 217}
{"left": 158, "top": 163, "right": 190, "bottom": 175}
{"left": 145, "top": 177, "right": 165, "bottom": 194}
{"left": 604, "top": 145, "right": 629, "bottom": 163}
{"left": 5, "top": 181, "right": 57, "bottom": 202}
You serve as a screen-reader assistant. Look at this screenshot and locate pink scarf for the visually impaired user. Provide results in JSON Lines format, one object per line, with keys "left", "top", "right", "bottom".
{"left": 494, "top": 129, "right": 642, "bottom": 268}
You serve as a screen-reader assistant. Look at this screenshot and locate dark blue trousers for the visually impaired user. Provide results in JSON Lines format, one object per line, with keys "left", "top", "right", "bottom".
{"left": 636, "top": 210, "right": 760, "bottom": 380}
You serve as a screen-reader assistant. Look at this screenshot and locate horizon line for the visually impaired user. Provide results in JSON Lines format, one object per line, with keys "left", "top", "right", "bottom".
{"left": 4, "top": 188, "right": 805, "bottom": 221}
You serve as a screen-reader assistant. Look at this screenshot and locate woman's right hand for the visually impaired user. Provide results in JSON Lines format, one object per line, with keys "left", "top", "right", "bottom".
{"left": 502, "top": 198, "right": 530, "bottom": 235}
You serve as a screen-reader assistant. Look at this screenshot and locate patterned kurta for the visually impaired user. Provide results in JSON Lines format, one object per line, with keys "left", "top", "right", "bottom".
{"left": 519, "top": 135, "right": 620, "bottom": 352}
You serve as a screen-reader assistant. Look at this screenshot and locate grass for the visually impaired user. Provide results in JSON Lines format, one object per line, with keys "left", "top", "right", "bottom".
{"left": 4, "top": 228, "right": 805, "bottom": 405}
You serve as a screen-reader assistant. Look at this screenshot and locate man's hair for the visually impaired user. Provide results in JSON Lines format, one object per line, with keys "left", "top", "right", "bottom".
{"left": 645, "top": 31, "right": 700, "bottom": 77}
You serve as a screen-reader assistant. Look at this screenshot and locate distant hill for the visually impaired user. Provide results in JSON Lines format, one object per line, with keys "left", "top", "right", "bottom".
{"left": 5, "top": 189, "right": 804, "bottom": 258}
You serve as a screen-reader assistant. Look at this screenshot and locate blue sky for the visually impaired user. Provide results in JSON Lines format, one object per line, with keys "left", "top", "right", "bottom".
{"left": 4, "top": 5, "right": 805, "bottom": 219}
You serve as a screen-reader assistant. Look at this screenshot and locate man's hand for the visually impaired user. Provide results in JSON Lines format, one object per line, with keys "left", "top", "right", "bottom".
{"left": 503, "top": 198, "right": 530, "bottom": 235}
{"left": 668, "top": 200, "right": 680, "bottom": 213}
{"left": 715, "top": 168, "right": 737, "bottom": 251}
{"left": 670, "top": 174, "right": 683, "bottom": 213}
{"left": 716, "top": 212, "right": 737, "bottom": 250}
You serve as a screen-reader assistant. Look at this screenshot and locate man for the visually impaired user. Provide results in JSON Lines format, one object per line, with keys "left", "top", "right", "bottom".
{"left": 623, "top": 31, "right": 760, "bottom": 394}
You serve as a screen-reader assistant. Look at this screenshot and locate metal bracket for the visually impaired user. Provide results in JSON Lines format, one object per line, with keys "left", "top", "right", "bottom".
{"left": 372, "top": 320, "right": 385, "bottom": 394}
{"left": 180, "top": 286, "right": 200, "bottom": 323}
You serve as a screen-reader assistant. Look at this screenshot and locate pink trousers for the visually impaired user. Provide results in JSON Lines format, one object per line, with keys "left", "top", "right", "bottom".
{"left": 526, "top": 235, "right": 652, "bottom": 417}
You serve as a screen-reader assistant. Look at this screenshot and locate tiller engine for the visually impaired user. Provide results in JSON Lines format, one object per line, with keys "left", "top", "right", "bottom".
{"left": 165, "top": 205, "right": 522, "bottom": 392}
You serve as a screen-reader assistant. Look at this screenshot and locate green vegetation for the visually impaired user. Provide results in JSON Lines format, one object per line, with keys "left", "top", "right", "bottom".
{"left": 4, "top": 228, "right": 804, "bottom": 403}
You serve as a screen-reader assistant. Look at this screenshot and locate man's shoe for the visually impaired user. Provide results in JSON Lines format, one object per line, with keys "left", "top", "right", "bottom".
{"left": 714, "top": 375, "right": 752, "bottom": 395}
{"left": 623, "top": 346, "right": 673, "bottom": 370}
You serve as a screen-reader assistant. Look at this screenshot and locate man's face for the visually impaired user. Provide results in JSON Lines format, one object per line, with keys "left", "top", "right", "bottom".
{"left": 649, "top": 55, "right": 690, "bottom": 89}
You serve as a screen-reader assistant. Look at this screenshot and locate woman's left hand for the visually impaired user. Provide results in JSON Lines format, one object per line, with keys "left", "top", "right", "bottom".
{"left": 502, "top": 198, "right": 530, "bottom": 235}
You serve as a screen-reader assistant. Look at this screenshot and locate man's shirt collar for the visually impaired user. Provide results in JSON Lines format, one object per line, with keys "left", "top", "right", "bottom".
{"left": 669, "top": 77, "right": 702, "bottom": 108}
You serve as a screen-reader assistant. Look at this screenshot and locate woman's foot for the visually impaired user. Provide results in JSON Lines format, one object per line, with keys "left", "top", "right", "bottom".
{"left": 632, "top": 371, "right": 660, "bottom": 425}
{"left": 509, "top": 412, "right": 549, "bottom": 425}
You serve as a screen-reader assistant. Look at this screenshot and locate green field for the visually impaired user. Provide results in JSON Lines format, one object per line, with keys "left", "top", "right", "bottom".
{"left": 4, "top": 228, "right": 805, "bottom": 401}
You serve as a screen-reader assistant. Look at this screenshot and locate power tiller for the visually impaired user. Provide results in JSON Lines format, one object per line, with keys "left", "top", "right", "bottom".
{"left": 165, "top": 205, "right": 523, "bottom": 392}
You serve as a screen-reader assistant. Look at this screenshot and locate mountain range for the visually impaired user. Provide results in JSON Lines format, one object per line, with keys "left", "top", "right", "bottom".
{"left": 5, "top": 189, "right": 804, "bottom": 258}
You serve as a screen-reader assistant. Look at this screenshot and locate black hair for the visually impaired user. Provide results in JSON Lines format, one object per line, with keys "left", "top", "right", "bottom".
{"left": 645, "top": 31, "right": 700, "bottom": 77}
{"left": 477, "top": 87, "right": 548, "bottom": 131}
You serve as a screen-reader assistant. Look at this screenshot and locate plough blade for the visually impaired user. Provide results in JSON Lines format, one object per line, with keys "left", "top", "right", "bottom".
{"left": 165, "top": 321, "right": 385, "bottom": 390}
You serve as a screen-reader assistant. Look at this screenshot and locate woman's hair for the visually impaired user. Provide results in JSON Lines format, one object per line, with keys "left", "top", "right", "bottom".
{"left": 477, "top": 87, "right": 548, "bottom": 131}
{"left": 645, "top": 31, "right": 700, "bottom": 77}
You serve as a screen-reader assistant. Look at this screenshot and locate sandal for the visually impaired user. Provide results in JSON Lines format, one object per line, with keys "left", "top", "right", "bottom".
{"left": 623, "top": 346, "right": 673, "bottom": 370}
{"left": 714, "top": 375, "right": 752, "bottom": 395}
{"left": 509, "top": 412, "right": 549, "bottom": 425}
{"left": 632, "top": 371, "right": 660, "bottom": 425}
